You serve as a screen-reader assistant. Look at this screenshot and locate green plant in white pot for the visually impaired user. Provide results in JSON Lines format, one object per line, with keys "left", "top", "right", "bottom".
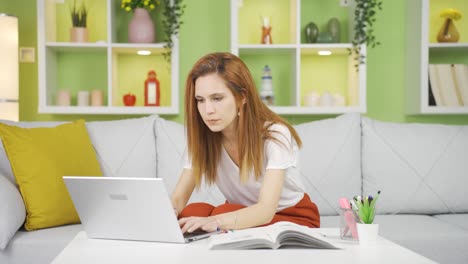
{"left": 352, "top": 190, "right": 381, "bottom": 245}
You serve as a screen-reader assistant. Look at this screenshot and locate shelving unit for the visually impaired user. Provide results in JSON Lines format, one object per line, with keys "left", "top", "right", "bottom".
{"left": 230, "top": 0, "right": 366, "bottom": 115}
{"left": 37, "top": 0, "right": 179, "bottom": 114}
{"left": 406, "top": 0, "right": 468, "bottom": 114}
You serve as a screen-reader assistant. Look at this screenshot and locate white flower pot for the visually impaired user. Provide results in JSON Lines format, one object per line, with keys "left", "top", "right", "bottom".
{"left": 357, "top": 223, "right": 379, "bottom": 246}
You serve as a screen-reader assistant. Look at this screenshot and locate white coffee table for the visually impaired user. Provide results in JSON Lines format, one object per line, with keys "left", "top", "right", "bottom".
{"left": 52, "top": 228, "right": 436, "bottom": 264}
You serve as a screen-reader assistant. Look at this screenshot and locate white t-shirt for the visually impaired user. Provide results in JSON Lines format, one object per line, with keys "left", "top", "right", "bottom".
{"left": 184, "top": 123, "right": 305, "bottom": 211}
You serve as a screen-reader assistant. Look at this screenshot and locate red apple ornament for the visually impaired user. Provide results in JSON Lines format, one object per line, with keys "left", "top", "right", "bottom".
{"left": 123, "top": 93, "right": 136, "bottom": 106}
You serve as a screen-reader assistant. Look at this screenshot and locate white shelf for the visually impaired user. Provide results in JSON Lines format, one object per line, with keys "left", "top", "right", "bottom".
{"left": 300, "top": 43, "right": 353, "bottom": 49}
{"left": 46, "top": 42, "right": 108, "bottom": 48}
{"left": 406, "top": 0, "right": 468, "bottom": 114}
{"left": 37, "top": 0, "right": 179, "bottom": 115}
{"left": 230, "top": 0, "right": 366, "bottom": 115}
{"left": 270, "top": 106, "right": 365, "bottom": 115}
{"left": 111, "top": 43, "right": 167, "bottom": 49}
{"left": 419, "top": 106, "right": 468, "bottom": 114}
{"left": 238, "top": 44, "right": 297, "bottom": 50}
{"left": 428, "top": 43, "right": 468, "bottom": 48}
{"left": 38, "top": 106, "right": 179, "bottom": 115}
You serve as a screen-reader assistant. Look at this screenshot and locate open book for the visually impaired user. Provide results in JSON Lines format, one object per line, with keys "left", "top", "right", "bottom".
{"left": 209, "top": 221, "right": 341, "bottom": 250}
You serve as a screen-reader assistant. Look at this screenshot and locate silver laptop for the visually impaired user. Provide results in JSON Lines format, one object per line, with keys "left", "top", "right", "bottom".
{"left": 63, "top": 176, "right": 219, "bottom": 243}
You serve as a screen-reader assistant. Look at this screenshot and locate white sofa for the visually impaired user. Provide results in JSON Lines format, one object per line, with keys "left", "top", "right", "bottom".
{"left": 1, "top": 114, "right": 467, "bottom": 264}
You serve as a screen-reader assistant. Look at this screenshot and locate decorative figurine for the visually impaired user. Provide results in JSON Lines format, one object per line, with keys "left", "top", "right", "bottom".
{"left": 317, "top": 32, "right": 333, "bottom": 43}
{"left": 327, "top": 17, "right": 341, "bottom": 43}
{"left": 260, "top": 65, "right": 274, "bottom": 105}
{"left": 261, "top": 16, "right": 273, "bottom": 44}
{"left": 304, "top": 22, "right": 319, "bottom": 43}
{"left": 123, "top": 92, "right": 136, "bottom": 106}
{"left": 144, "top": 70, "right": 160, "bottom": 106}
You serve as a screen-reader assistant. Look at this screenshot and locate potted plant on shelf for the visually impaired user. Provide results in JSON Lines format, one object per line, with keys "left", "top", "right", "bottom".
{"left": 437, "top": 8, "right": 462, "bottom": 43}
{"left": 350, "top": 0, "right": 383, "bottom": 69}
{"left": 121, "top": 0, "right": 185, "bottom": 62}
{"left": 70, "top": 0, "right": 88, "bottom": 42}
{"left": 121, "top": 0, "right": 160, "bottom": 44}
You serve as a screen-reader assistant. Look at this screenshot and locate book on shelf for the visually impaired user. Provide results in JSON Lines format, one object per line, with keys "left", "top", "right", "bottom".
{"left": 428, "top": 78, "right": 437, "bottom": 106}
{"left": 436, "top": 64, "right": 462, "bottom": 106}
{"left": 208, "top": 221, "right": 341, "bottom": 250}
{"left": 453, "top": 64, "right": 468, "bottom": 106}
{"left": 428, "top": 64, "right": 444, "bottom": 106}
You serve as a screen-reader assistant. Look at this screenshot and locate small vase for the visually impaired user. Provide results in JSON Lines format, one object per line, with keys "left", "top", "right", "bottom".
{"left": 128, "top": 8, "right": 155, "bottom": 43}
{"left": 261, "top": 26, "right": 272, "bottom": 44}
{"left": 437, "top": 18, "right": 460, "bottom": 43}
{"left": 327, "top": 17, "right": 341, "bottom": 43}
{"left": 70, "top": 27, "right": 88, "bottom": 42}
{"left": 304, "top": 22, "right": 319, "bottom": 43}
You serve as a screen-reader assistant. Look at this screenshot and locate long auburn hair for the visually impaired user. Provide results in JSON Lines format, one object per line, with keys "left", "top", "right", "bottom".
{"left": 185, "top": 52, "right": 302, "bottom": 188}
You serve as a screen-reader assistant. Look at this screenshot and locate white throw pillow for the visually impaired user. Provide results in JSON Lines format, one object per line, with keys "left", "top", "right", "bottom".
{"left": 0, "top": 174, "right": 26, "bottom": 249}
{"left": 154, "top": 117, "right": 224, "bottom": 205}
{"left": 362, "top": 117, "right": 468, "bottom": 214}
{"left": 294, "top": 113, "right": 362, "bottom": 216}
{"left": 86, "top": 116, "right": 157, "bottom": 179}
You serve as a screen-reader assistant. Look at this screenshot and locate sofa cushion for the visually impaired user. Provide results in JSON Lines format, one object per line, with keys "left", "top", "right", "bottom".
{"left": 0, "top": 224, "right": 82, "bottom": 264}
{"left": 375, "top": 215, "right": 468, "bottom": 264}
{"left": 0, "top": 120, "right": 103, "bottom": 230}
{"left": 0, "top": 174, "right": 25, "bottom": 250}
{"left": 319, "top": 215, "right": 340, "bottom": 228}
{"left": 0, "top": 116, "right": 158, "bottom": 185}
{"left": 86, "top": 116, "right": 157, "bottom": 179}
{"left": 362, "top": 117, "right": 468, "bottom": 214}
{"left": 294, "top": 113, "right": 362, "bottom": 216}
{"left": 154, "top": 117, "right": 224, "bottom": 205}
{"left": 0, "top": 120, "right": 63, "bottom": 185}
{"left": 433, "top": 214, "right": 468, "bottom": 232}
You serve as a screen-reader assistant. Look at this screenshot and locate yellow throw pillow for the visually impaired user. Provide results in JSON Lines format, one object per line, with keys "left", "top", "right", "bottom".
{"left": 0, "top": 120, "right": 102, "bottom": 230}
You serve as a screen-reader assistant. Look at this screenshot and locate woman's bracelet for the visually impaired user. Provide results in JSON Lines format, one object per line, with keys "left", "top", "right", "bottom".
{"left": 214, "top": 217, "right": 222, "bottom": 231}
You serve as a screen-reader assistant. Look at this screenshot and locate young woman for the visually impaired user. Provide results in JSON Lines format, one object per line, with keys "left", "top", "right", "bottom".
{"left": 171, "top": 52, "right": 320, "bottom": 234}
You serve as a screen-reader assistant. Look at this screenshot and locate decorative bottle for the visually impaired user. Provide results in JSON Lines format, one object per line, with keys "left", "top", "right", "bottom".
{"left": 260, "top": 65, "right": 274, "bottom": 105}
{"left": 144, "top": 70, "right": 160, "bottom": 106}
{"left": 261, "top": 16, "right": 272, "bottom": 44}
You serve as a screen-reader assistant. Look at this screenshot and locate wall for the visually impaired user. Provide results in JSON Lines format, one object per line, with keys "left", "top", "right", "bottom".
{"left": 1, "top": 0, "right": 467, "bottom": 124}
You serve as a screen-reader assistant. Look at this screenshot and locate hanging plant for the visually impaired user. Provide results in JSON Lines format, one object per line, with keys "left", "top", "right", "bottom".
{"left": 350, "top": 0, "right": 383, "bottom": 70}
{"left": 161, "top": 0, "right": 186, "bottom": 63}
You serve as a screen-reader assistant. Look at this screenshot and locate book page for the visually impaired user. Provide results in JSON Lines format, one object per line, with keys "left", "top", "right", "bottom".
{"left": 209, "top": 227, "right": 276, "bottom": 250}
{"left": 209, "top": 222, "right": 340, "bottom": 250}
{"left": 269, "top": 222, "right": 339, "bottom": 249}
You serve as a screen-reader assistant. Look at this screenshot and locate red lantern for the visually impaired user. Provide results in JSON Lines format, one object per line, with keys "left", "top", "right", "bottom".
{"left": 144, "top": 70, "right": 160, "bottom": 106}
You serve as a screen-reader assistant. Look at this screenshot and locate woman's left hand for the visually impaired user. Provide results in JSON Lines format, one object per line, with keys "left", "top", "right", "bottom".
{"left": 178, "top": 216, "right": 219, "bottom": 233}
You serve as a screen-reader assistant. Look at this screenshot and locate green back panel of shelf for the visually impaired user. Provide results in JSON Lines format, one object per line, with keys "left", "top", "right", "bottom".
{"left": 238, "top": 0, "right": 294, "bottom": 44}
{"left": 55, "top": 0, "right": 108, "bottom": 42}
{"left": 115, "top": 54, "right": 171, "bottom": 107}
{"left": 429, "top": 49, "right": 468, "bottom": 64}
{"left": 239, "top": 51, "right": 294, "bottom": 106}
{"left": 429, "top": 0, "right": 468, "bottom": 43}
{"left": 300, "top": 0, "right": 350, "bottom": 44}
{"left": 113, "top": 1, "right": 166, "bottom": 43}
{"left": 56, "top": 51, "right": 108, "bottom": 105}
{"left": 300, "top": 52, "right": 350, "bottom": 105}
